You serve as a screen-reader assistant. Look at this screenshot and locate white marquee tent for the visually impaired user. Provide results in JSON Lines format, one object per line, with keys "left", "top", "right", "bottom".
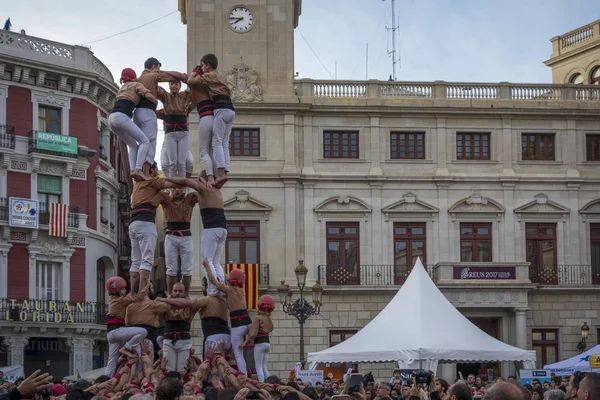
{"left": 307, "top": 259, "right": 536, "bottom": 371}
{"left": 544, "top": 344, "right": 600, "bottom": 375}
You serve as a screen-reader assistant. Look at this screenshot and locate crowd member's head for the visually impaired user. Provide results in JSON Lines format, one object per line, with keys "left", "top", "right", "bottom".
{"left": 156, "top": 378, "right": 184, "bottom": 400}
{"left": 319, "top": 389, "right": 334, "bottom": 400}
{"left": 302, "top": 386, "right": 318, "bottom": 400}
{"left": 270, "top": 390, "right": 282, "bottom": 400}
{"left": 205, "top": 388, "right": 219, "bottom": 400}
{"left": 331, "top": 380, "right": 340, "bottom": 392}
{"left": 467, "top": 374, "right": 476, "bottom": 386}
{"left": 376, "top": 382, "right": 391, "bottom": 398}
{"left": 364, "top": 386, "right": 375, "bottom": 400}
{"left": 66, "top": 388, "right": 88, "bottom": 400}
{"left": 164, "top": 371, "right": 183, "bottom": 382}
{"left": 532, "top": 379, "right": 542, "bottom": 389}
{"left": 94, "top": 375, "right": 110, "bottom": 384}
{"left": 531, "top": 387, "right": 544, "bottom": 400}
{"left": 281, "top": 392, "right": 300, "bottom": 400}
{"left": 482, "top": 381, "right": 525, "bottom": 400}
{"left": 323, "top": 377, "right": 331, "bottom": 388}
{"left": 543, "top": 389, "right": 568, "bottom": 400}
{"left": 200, "top": 54, "right": 218, "bottom": 72}
{"left": 265, "top": 376, "right": 282, "bottom": 385}
{"left": 217, "top": 388, "right": 236, "bottom": 400}
{"left": 544, "top": 382, "right": 552, "bottom": 390}
{"left": 61, "top": 379, "right": 69, "bottom": 387}
{"left": 474, "top": 376, "right": 483, "bottom": 387}
{"left": 567, "top": 371, "right": 586, "bottom": 399}
{"left": 447, "top": 382, "right": 472, "bottom": 400}
{"left": 435, "top": 378, "right": 449, "bottom": 393}
{"left": 315, "top": 382, "right": 324, "bottom": 390}
{"left": 577, "top": 372, "right": 600, "bottom": 400}
{"left": 144, "top": 57, "right": 162, "bottom": 71}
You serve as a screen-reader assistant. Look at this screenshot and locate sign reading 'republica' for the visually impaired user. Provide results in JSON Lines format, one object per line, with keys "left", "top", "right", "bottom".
{"left": 453, "top": 266, "right": 517, "bottom": 280}
{"left": 35, "top": 131, "right": 78, "bottom": 155}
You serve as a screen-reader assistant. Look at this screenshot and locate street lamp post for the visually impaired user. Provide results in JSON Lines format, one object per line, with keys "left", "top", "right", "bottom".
{"left": 278, "top": 260, "right": 323, "bottom": 367}
{"left": 577, "top": 322, "right": 590, "bottom": 353}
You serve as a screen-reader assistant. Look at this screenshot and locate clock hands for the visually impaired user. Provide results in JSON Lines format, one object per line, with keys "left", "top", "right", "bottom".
{"left": 230, "top": 16, "right": 244, "bottom": 23}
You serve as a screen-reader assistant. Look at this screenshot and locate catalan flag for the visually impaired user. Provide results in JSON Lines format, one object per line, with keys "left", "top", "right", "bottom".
{"left": 226, "top": 264, "right": 259, "bottom": 310}
{"left": 49, "top": 203, "right": 68, "bottom": 237}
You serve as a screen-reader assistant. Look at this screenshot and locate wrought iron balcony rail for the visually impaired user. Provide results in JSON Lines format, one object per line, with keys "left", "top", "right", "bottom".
{"left": 38, "top": 203, "right": 80, "bottom": 228}
{"left": 317, "top": 264, "right": 436, "bottom": 286}
{"left": 0, "top": 298, "right": 107, "bottom": 325}
{"left": 0, "top": 197, "right": 7, "bottom": 221}
{"left": 0, "top": 124, "right": 15, "bottom": 149}
{"left": 529, "top": 264, "right": 599, "bottom": 286}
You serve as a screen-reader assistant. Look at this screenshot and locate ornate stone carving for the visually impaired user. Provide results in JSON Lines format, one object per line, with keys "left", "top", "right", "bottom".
{"left": 40, "top": 240, "right": 67, "bottom": 259}
{"left": 514, "top": 193, "right": 570, "bottom": 222}
{"left": 226, "top": 59, "right": 263, "bottom": 102}
{"left": 37, "top": 91, "right": 68, "bottom": 107}
{"left": 4, "top": 336, "right": 30, "bottom": 366}
{"left": 72, "top": 168, "right": 86, "bottom": 179}
{"left": 71, "top": 236, "right": 86, "bottom": 247}
{"left": 382, "top": 193, "right": 439, "bottom": 222}
{"left": 10, "top": 159, "right": 28, "bottom": 171}
{"left": 314, "top": 196, "right": 372, "bottom": 221}
{"left": 39, "top": 163, "right": 64, "bottom": 175}
{"left": 10, "top": 230, "right": 27, "bottom": 242}
{"left": 223, "top": 190, "right": 273, "bottom": 220}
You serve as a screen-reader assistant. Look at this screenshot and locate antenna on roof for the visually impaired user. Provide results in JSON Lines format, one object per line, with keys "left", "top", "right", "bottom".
{"left": 383, "top": 0, "right": 400, "bottom": 81}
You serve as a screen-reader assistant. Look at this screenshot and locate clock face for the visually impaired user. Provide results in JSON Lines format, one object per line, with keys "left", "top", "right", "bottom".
{"left": 229, "top": 6, "right": 254, "bottom": 32}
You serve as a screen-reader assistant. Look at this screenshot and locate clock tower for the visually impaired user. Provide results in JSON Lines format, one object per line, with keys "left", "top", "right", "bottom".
{"left": 178, "top": 0, "right": 302, "bottom": 102}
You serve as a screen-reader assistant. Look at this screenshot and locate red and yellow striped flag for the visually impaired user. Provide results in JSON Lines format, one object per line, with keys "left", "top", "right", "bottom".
{"left": 49, "top": 203, "right": 68, "bottom": 237}
{"left": 226, "top": 264, "right": 259, "bottom": 310}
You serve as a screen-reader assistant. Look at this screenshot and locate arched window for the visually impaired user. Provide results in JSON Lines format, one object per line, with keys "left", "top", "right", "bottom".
{"left": 569, "top": 73, "right": 584, "bottom": 84}
{"left": 591, "top": 66, "right": 600, "bottom": 85}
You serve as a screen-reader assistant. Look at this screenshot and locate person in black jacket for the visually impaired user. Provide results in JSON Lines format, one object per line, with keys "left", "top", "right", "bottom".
{"left": 0, "top": 370, "right": 52, "bottom": 400}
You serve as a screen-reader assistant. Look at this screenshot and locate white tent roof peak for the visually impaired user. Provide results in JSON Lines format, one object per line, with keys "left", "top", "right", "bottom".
{"left": 307, "top": 258, "right": 536, "bottom": 366}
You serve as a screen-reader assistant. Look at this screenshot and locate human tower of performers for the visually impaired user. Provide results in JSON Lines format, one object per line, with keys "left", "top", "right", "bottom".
{"left": 104, "top": 54, "right": 277, "bottom": 394}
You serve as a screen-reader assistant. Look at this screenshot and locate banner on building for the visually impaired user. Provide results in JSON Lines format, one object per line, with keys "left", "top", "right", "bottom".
{"left": 519, "top": 370, "right": 552, "bottom": 386}
{"left": 35, "top": 131, "right": 78, "bottom": 155}
{"left": 226, "top": 264, "right": 259, "bottom": 310}
{"left": 49, "top": 203, "right": 68, "bottom": 237}
{"left": 8, "top": 197, "right": 38, "bottom": 228}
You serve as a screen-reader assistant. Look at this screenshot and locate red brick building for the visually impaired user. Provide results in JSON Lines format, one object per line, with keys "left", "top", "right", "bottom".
{"left": 0, "top": 30, "right": 132, "bottom": 378}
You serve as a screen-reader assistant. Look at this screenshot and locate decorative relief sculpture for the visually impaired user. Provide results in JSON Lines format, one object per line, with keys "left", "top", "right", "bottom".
{"left": 226, "top": 59, "right": 263, "bottom": 102}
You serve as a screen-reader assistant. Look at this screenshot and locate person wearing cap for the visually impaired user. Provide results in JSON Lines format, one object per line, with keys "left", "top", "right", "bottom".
{"left": 241, "top": 295, "right": 275, "bottom": 382}
{"left": 105, "top": 277, "right": 150, "bottom": 377}
{"left": 135, "top": 57, "right": 187, "bottom": 174}
{"left": 164, "top": 173, "right": 227, "bottom": 297}
{"left": 203, "top": 258, "right": 252, "bottom": 376}
{"left": 129, "top": 163, "right": 184, "bottom": 294}
{"left": 196, "top": 53, "right": 235, "bottom": 187}
{"left": 156, "top": 80, "right": 194, "bottom": 178}
{"left": 108, "top": 68, "right": 157, "bottom": 182}
{"left": 187, "top": 67, "right": 216, "bottom": 185}
{"left": 160, "top": 185, "right": 199, "bottom": 294}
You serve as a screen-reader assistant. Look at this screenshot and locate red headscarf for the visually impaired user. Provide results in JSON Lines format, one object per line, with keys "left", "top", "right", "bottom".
{"left": 120, "top": 68, "right": 137, "bottom": 84}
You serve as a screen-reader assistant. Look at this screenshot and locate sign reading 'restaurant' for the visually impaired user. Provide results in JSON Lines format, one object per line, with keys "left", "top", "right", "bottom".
{"left": 453, "top": 266, "right": 516, "bottom": 280}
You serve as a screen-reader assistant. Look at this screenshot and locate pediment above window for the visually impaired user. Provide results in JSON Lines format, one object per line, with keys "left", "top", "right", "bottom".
{"left": 382, "top": 193, "right": 438, "bottom": 222}
{"left": 514, "top": 193, "right": 570, "bottom": 222}
{"left": 223, "top": 190, "right": 273, "bottom": 220}
{"left": 314, "top": 196, "right": 372, "bottom": 221}
{"left": 448, "top": 191, "right": 505, "bottom": 221}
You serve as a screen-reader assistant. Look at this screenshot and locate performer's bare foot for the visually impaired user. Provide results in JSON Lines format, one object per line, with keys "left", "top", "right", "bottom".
{"left": 207, "top": 175, "right": 216, "bottom": 185}
{"left": 131, "top": 169, "right": 149, "bottom": 181}
{"left": 119, "top": 347, "right": 137, "bottom": 360}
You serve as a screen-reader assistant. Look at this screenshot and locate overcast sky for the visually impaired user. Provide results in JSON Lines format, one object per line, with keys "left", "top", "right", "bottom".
{"left": 2, "top": 0, "right": 596, "bottom": 162}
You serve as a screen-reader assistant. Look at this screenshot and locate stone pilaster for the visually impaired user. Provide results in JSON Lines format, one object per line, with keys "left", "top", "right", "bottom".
{"left": 4, "top": 336, "right": 30, "bottom": 366}
{"left": 515, "top": 308, "right": 528, "bottom": 350}
{"left": 67, "top": 338, "right": 94, "bottom": 374}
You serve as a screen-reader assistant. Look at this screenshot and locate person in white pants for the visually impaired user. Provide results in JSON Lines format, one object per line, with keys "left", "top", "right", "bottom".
{"left": 160, "top": 187, "right": 199, "bottom": 294}
{"left": 204, "top": 259, "right": 251, "bottom": 375}
{"left": 164, "top": 173, "right": 227, "bottom": 297}
{"left": 162, "top": 283, "right": 194, "bottom": 374}
{"left": 187, "top": 69, "right": 216, "bottom": 185}
{"left": 108, "top": 68, "right": 158, "bottom": 182}
{"left": 104, "top": 277, "right": 149, "bottom": 377}
{"left": 241, "top": 295, "right": 275, "bottom": 382}
{"left": 158, "top": 111, "right": 195, "bottom": 179}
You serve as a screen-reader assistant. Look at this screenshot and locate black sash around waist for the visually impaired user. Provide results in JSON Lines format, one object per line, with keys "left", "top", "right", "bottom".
{"left": 201, "top": 317, "right": 230, "bottom": 337}
{"left": 197, "top": 99, "right": 214, "bottom": 118}
{"left": 131, "top": 203, "right": 157, "bottom": 223}
{"left": 213, "top": 95, "right": 234, "bottom": 110}
{"left": 230, "top": 309, "right": 252, "bottom": 328}
{"left": 166, "top": 221, "right": 192, "bottom": 236}
{"left": 106, "top": 316, "right": 126, "bottom": 333}
{"left": 164, "top": 320, "right": 191, "bottom": 342}
{"left": 131, "top": 324, "right": 157, "bottom": 342}
{"left": 137, "top": 97, "right": 158, "bottom": 111}
{"left": 200, "top": 208, "right": 227, "bottom": 229}
{"left": 164, "top": 114, "right": 188, "bottom": 133}
{"left": 111, "top": 99, "right": 135, "bottom": 118}
{"left": 254, "top": 333, "right": 270, "bottom": 344}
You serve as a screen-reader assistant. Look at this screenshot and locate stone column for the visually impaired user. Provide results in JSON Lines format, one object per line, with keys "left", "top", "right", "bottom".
{"left": 515, "top": 308, "right": 528, "bottom": 350}
{"left": 96, "top": 187, "right": 102, "bottom": 230}
{"left": 369, "top": 114, "right": 382, "bottom": 175}
{"left": 110, "top": 195, "right": 116, "bottom": 233}
{"left": 67, "top": 338, "right": 94, "bottom": 375}
{"left": 282, "top": 113, "right": 298, "bottom": 175}
{"left": 0, "top": 242, "right": 11, "bottom": 297}
{"left": 283, "top": 180, "right": 298, "bottom": 283}
{"left": 4, "top": 336, "right": 30, "bottom": 366}
{"left": 102, "top": 192, "right": 110, "bottom": 225}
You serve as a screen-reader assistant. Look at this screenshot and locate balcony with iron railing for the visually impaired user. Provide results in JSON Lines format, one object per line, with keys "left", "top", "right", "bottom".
{"left": 529, "top": 264, "right": 600, "bottom": 286}
{"left": 0, "top": 197, "right": 7, "bottom": 221}
{"left": 28, "top": 130, "right": 78, "bottom": 159}
{"left": 293, "top": 79, "right": 600, "bottom": 103}
{"left": 38, "top": 203, "right": 80, "bottom": 228}
{"left": 0, "top": 298, "right": 107, "bottom": 325}
{"left": 0, "top": 124, "right": 15, "bottom": 150}
{"left": 317, "top": 264, "right": 436, "bottom": 286}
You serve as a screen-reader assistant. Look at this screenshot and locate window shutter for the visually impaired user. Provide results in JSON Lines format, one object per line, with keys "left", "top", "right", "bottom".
{"left": 37, "top": 174, "right": 62, "bottom": 195}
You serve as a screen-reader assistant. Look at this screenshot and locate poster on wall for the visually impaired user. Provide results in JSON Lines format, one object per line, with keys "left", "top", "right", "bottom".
{"left": 8, "top": 197, "right": 38, "bottom": 228}
{"left": 519, "top": 369, "right": 552, "bottom": 386}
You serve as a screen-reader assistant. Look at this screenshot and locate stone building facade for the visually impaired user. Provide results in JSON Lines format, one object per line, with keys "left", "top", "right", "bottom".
{"left": 175, "top": 1, "right": 600, "bottom": 381}
{"left": 0, "top": 30, "right": 131, "bottom": 378}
